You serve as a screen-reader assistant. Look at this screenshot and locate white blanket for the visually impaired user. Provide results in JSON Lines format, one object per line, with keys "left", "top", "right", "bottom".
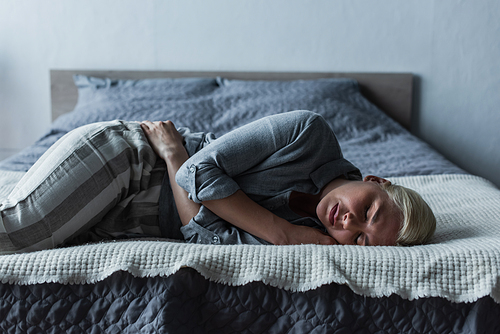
{"left": 0, "top": 173, "right": 499, "bottom": 304}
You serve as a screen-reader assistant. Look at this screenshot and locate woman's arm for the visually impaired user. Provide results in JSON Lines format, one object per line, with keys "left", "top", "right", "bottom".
{"left": 203, "top": 190, "right": 337, "bottom": 245}
{"left": 140, "top": 121, "right": 200, "bottom": 226}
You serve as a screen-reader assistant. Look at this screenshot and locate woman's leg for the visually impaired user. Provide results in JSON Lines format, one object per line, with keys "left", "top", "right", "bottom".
{"left": 0, "top": 121, "right": 161, "bottom": 254}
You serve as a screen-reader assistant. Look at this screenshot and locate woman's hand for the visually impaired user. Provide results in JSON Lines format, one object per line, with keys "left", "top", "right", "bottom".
{"left": 141, "top": 120, "right": 201, "bottom": 226}
{"left": 277, "top": 223, "right": 338, "bottom": 246}
{"left": 140, "top": 121, "right": 185, "bottom": 161}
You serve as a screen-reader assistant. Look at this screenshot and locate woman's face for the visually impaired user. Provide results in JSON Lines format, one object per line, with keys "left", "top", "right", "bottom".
{"left": 316, "top": 176, "right": 402, "bottom": 246}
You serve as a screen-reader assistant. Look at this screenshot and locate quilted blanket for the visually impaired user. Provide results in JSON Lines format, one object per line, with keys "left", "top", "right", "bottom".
{"left": 1, "top": 174, "right": 499, "bottom": 304}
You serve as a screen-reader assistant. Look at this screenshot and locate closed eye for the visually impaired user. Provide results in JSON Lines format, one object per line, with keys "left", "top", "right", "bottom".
{"left": 364, "top": 206, "right": 370, "bottom": 221}
{"left": 355, "top": 233, "right": 369, "bottom": 246}
{"left": 355, "top": 233, "right": 362, "bottom": 245}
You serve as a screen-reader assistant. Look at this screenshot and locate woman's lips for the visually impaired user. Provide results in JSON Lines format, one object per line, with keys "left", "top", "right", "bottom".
{"left": 329, "top": 203, "right": 339, "bottom": 227}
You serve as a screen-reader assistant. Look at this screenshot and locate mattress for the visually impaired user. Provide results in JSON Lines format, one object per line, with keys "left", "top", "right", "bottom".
{"left": 1, "top": 75, "right": 499, "bottom": 333}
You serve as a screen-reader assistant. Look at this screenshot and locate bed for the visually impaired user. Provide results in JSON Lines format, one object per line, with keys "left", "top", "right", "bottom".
{"left": 1, "top": 70, "right": 500, "bottom": 333}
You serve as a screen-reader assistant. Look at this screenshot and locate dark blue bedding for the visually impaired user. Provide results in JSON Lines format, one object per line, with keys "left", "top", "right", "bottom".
{"left": 1, "top": 269, "right": 498, "bottom": 334}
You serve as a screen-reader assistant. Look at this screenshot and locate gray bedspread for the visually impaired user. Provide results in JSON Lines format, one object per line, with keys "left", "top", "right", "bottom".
{"left": 2, "top": 269, "right": 499, "bottom": 334}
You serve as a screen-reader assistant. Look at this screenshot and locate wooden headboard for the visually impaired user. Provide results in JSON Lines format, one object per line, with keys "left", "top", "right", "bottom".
{"left": 50, "top": 70, "right": 413, "bottom": 130}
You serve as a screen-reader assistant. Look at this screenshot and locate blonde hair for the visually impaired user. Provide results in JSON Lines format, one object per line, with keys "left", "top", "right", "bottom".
{"left": 381, "top": 183, "right": 436, "bottom": 246}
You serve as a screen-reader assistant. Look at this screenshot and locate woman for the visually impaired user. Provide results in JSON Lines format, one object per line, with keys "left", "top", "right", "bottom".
{"left": 0, "top": 111, "right": 435, "bottom": 253}
{"left": 143, "top": 110, "right": 435, "bottom": 247}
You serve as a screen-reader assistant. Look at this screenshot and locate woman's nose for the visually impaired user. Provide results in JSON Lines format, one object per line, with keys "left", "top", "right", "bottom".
{"left": 343, "top": 212, "right": 361, "bottom": 231}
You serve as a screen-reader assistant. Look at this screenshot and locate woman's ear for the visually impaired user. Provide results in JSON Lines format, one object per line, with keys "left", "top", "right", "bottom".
{"left": 363, "top": 175, "right": 391, "bottom": 185}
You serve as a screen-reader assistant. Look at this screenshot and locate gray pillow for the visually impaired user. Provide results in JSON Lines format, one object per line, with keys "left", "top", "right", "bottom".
{"left": 0, "top": 75, "right": 462, "bottom": 177}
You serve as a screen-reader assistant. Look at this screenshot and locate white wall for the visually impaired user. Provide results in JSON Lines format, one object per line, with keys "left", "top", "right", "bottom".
{"left": 1, "top": 0, "right": 499, "bottom": 186}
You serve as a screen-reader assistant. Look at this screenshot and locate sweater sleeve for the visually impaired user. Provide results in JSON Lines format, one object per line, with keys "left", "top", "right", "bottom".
{"left": 175, "top": 110, "right": 335, "bottom": 203}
